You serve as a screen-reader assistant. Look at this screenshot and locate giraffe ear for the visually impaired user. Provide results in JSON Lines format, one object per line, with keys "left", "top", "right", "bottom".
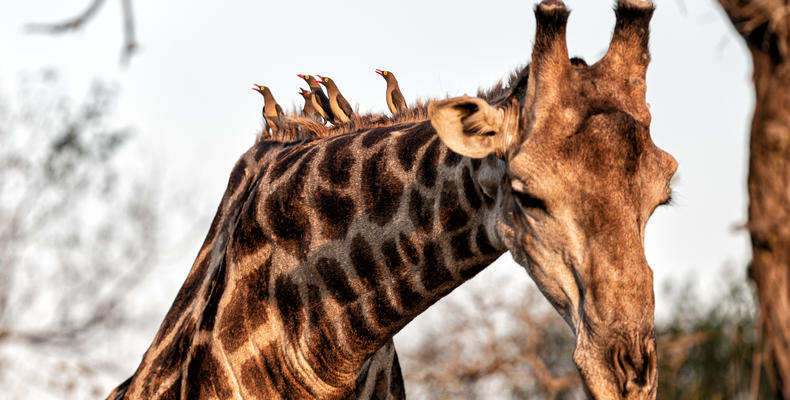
{"left": 429, "top": 96, "right": 509, "bottom": 159}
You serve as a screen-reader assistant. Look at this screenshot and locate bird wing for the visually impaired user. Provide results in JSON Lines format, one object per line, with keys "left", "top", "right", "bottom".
{"left": 391, "top": 88, "right": 407, "bottom": 113}
{"left": 337, "top": 94, "right": 354, "bottom": 119}
{"left": 317, "top": 90, "right": 336, "bottom": 121}
{"left": 276, "top": 104, "right": 284, "bottom": 118}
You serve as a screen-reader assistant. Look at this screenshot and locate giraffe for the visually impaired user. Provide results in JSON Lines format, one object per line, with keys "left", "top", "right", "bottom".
{"left": 108, "top": 0, "right": 674, "bottom": 398}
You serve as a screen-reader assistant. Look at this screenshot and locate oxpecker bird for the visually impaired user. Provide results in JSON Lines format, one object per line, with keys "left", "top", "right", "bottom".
{"left": 375, "top": 69, "right": 407, "bottom": 115}
{"left": 317, "top": 75, "right": 355, "bottom": 123}
{"left": 299, "top": 88, "right": 322, "bottom": 121}
{"left": 252, "top": 84, "right": 284, "bottom": 134}
{"left": 297, "top": 74, "right": 335, "bottom": 125}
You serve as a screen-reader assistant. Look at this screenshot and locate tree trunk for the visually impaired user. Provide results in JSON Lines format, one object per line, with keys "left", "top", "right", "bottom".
{"left": 719, "top": 1, "right": 790, "bottom": 397}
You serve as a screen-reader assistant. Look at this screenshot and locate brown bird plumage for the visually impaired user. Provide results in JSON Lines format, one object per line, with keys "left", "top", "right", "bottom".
{"left": 252, "top": 84, "right": 284, "bottom": 135}
{"left": 375, "top": 69, "right": 407, "bottom": 115}
{"left": 299, "top": 87, "right": 322, "bottom": 121}
{"left": 317, "top": 75, "right": 355, "bottom": 123}
{"left": 298, "top": 74, "right": 335, "bottom": 125}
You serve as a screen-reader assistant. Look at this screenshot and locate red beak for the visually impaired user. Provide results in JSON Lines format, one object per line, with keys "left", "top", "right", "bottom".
{"left": 375, "top": 69, "right": 383, "bottom": 75}
{"left": 252, "top": 83, "right": 261, "bottom": 91}
{"left": 297, "top": 74, "right": 305, "bottom": 79}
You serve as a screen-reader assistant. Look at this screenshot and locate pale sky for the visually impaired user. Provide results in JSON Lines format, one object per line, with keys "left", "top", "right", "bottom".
{"left": 0, "top": 0, "right": 754, "bottom": 394}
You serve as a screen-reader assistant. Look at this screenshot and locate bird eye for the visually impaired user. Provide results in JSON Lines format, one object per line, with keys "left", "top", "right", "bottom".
{"left": 383, "top": 71, "right": 388, "bottom": 75}
{"left": 324, "top": 78, "right": 328, "bottom": 82}
{"left": 305, "top": 75, "right": 310, "bottom": 79}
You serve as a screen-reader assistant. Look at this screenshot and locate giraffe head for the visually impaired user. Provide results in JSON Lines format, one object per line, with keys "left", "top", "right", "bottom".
{"left": 429, "top": 1, "right": 674, "bottom": 398}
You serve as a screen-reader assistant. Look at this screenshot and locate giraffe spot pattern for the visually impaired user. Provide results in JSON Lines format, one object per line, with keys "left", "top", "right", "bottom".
{"left": 228, "top": 158, "right": 247, "bottom": 194}
{"left": 396, "top": 125, "right": 435, "bottom": 171}
{"left": 305, "top": 284, "right": 353, "bottom": 389}
{"left": 231, "top": 187, "right": 269, "bottom": 260}
{"left": 201, "top": 205, "right": 223, "bottom": 252}
{"left": 442, "top": 147, "right": 463, "bottom": 167}
{"left": 460, "top": 262, "right": 488, "bottom": 280}
{"left": 417, "top": 137, "right": 441, "bottom": 188}
{"left": 219, "top": 257, "right": 271, "bottom": 352}
{"left": 476, "top": 225, "right": 498, "bottom": 255}
{"left": 265, "top": 149, "right": 317, "bottom": 259}
{"left": 450, "top": 229, "right": 475, "bottom": 261}
{"left": 380, "top": 240, "right": 404, "bottom": 276}
{"left": 151, "top": 322, "right": 194, "bottom": 380}
{"left": 390, "top": 237, "right": 424, "bottom": 310}
{"left": 199, "top": 258, "right": 227, "bottom": 331}
{"left": 240, "top": 358, "right": 271, "bottom": 397}
{"left": 462, "top": 166, "right": 483, "bottom": 210}
{"left": 420, "top": 242, "right": 453, "bottom": 292}
{"left": 319, "top": 135, "right": 354, "bottom": 187}
{"left": 398, "top": 233, "right": 420, "bottom": 266}
{"left": 269, "top": 144, "right": 314, "bottom": 181}
{"left": 362, "top": 149, "right": 404, "bottom": 227}
{"left": 159, "top": 376, "right": 181, "bottom": 400}
{"left": 314, "top": 188, "right": 355, "bottom": 240}
{"left": 360, "top": 126, "right": 392, "bottom": 148}
{"left": 408, "top": 189, "right": 433, "bottom": 233}
{"left": 275, "top": 274, "right": 303, "bottom": 343}
{"left": 315, "top": 257, "right": 357, "bottom": 306}
{"left": 218, "top": 306, "right": 246, "bottom": 354}
{"left": 439, "top": 181, "right": 470, "bottom": 232}
{"left": 374, "top": 240, "right": 406, "bottom": 326}
{"left": 380, "top": 239, "right": 422, "bottom": 311}
{"left": 470, "top": 158, "right": 482, "bottom": 171}
{"left": 239, "top": 346, "right": 315, "bottom": 398}
{"left": 345, "top": 303, "right": 378, "bottom": 353}
{"left": 393, "top": 279, "right": 423, "bottom": 312}
{"left": 350, "top": 235, "right": 384, "bottom": 291}
{"left": 253, "top": 140, "right": 279, "bottom": 161}
{"left": 371, "top": 287, "right": 402, "bottom": 328}
{"left": 185, "top": 344, "right": 233, "bottom": 399}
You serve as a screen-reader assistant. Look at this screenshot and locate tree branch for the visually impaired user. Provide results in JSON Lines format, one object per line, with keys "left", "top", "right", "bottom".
{"left": 25, "top": 0, "right": 139, "bottom": 65}
{"left": 26, "top": 0, "right": 109, "bottom": 34}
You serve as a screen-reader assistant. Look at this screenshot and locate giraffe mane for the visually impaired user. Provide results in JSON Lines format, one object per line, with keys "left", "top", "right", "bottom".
{"left": 257, "top": 64, "right": 536, "bottom": 143}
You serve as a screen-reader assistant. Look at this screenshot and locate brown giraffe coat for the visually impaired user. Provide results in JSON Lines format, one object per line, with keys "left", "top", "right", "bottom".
{"left": 110, "top": 118, "right": 505, "bottom": 399}
{"left": 110, "top": 1, "right": 674, "bottom": 398}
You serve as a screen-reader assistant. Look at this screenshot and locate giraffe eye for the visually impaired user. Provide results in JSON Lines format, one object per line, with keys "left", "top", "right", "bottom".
{"left": 514, "top": 191, "right": 548, "bottom": 213}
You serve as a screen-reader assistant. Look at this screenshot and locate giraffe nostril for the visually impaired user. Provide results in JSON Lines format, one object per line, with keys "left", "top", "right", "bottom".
{"left": 611, "top": 341, "right": 654, "bottom": 394}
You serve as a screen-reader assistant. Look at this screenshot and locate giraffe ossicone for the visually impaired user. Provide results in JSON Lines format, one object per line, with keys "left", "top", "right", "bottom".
{"left": 109, "top": 0, "right": 673, "bottom": 399}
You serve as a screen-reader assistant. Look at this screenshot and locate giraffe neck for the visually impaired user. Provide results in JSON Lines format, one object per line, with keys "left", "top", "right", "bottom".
{"left": 241, "top": 121, "right": 507, "bottom": 394}
{"left": 119, "top": 122, "right": 509, "bottom": 399}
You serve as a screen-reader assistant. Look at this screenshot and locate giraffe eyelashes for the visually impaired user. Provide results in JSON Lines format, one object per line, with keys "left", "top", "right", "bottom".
{"left": 658, "top": 189, "right": 674, "bottom": 207}
{"left": 513, "top": 190, "right": 548, "bottom": 214}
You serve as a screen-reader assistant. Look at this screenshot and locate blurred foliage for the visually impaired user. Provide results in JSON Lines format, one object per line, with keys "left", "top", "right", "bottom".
{"left": 405, "top": 270, "right": 775, "bottom": 399}
{"left": 658, "top": 271, "right": 773, "bottom": 399}
{"left": 0, "top": 70, "right": 171, "bottom": 399}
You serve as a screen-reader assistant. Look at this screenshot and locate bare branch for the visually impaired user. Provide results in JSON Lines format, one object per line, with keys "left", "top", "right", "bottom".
{"left": 25, "top": 0, "right": 109, "bottom": 34}
{"left": 25, "top": 0, "right": 139, "bottom": 65}
{"left": 119, "top": 0, "right": 138, "bottom": 65}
